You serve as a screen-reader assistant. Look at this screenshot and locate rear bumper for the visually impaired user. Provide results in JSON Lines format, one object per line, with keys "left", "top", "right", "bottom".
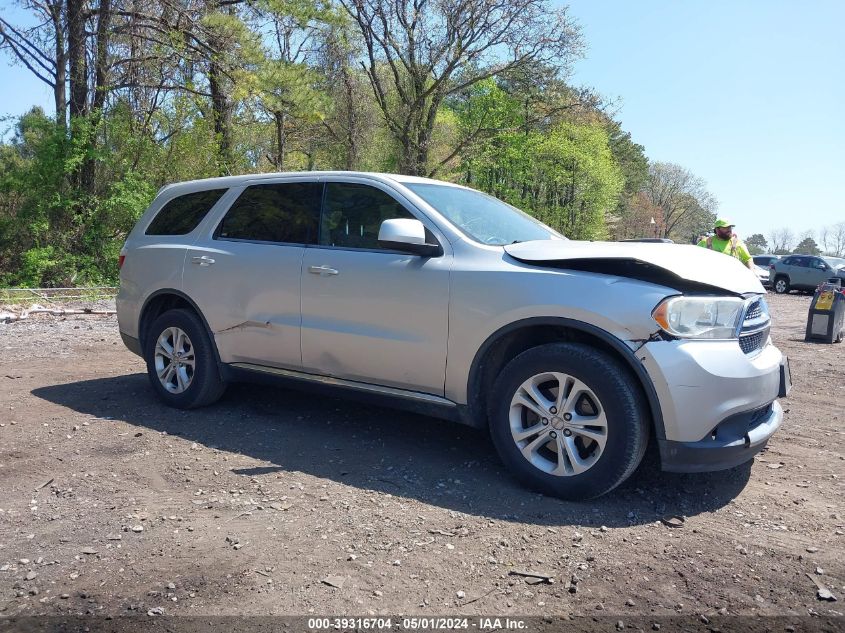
{"left": 659, "top": 400, "right": 783, "bottom": 473}
{"left": 120, "top": 331, "right": 143, "bottom": 357}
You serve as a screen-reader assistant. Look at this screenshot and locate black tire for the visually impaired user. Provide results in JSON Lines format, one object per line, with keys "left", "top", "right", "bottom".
{"left": 773, "top": 276, "right": 790, "bottom": 294}
{"left": 144, "top": 308, "right": 226, "bottom": 409}
{"left": 489, "top": 343, "right": 649, "bottom": 500}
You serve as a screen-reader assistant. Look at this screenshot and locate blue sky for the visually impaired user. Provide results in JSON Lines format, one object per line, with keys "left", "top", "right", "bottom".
{"left": 1, "top": 1, "right": 843, "bottom": 242}
{"left": 564, "top": 0, "right": 845, "bottom": 241}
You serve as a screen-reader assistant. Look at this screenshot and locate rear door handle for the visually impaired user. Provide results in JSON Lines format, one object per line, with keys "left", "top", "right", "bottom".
{"left": 191, "top": 255, "right": 215, "bottom": 266}
{"left": 308, "top": 265, "right": 339, "bottom": 276}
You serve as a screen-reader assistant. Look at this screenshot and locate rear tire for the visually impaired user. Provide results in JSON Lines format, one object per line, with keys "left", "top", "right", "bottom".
{"left": 488, "top": 343, "right": 649, "bottom": 500}
{"left": 144, "top": 308, "right": 226, "bottom": 409}
{"left": 773, "top": 276, "right": 790, "bottom": 294}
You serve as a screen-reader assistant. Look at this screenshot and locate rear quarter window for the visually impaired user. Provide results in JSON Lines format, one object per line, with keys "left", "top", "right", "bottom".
{"left": 145, "top": 189, "right": 227, "bottom": 235}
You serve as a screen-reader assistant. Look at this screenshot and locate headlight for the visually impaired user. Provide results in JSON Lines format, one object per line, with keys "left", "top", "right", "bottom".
{"left": 652, "top": 296, "right": 745, "bottom": 339}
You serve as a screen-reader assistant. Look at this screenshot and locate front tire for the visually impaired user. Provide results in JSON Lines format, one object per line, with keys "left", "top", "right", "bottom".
{"left": 144, "top": 308, "right": 226, "bottom": 409}
{"left": 489, "top": 343, "right": 649, "bottom": 500}
{"left": 773, "top": 276, "right": 790, "bottom": 294}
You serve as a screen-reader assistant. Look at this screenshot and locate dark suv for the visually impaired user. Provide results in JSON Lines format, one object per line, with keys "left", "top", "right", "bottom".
{"left": 753, "top": 254, "right": 780, "bottom": 268}
{"left": 770, "top": 255, "right": 845, "bottom": 294}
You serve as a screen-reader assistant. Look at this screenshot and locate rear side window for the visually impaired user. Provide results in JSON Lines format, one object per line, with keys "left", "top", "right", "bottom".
{"left": 145, "top": 189, "right": 227, "bottom": 235}
{"left": 320, "top": 182, "right": 414, "bottom": 249}
{"left": 217, "top": 183, "right": 321, "bottom": 244}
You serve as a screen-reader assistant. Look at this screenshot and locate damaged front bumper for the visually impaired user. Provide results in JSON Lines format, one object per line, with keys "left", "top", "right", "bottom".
{"left": 658, "top": 400, "right": 783, "bottom": 472}
{"left": 638, "top": 337, "right": 788, "bottom": 472}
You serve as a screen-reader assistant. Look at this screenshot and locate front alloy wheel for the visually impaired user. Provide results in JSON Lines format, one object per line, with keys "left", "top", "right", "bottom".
{"left": 489, "top": 343, "right": 649, "bottom": 500}
{"left": 510, "top": 372, "right": 608, "bottom": 476}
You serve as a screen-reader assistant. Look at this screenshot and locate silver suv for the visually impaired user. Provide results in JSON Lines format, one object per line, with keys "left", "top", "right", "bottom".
{"left": 770, "top": 254, "right": 845, "bottom": 294}
{"left": 117, "top": 172, "right": 791, "bottom": 499}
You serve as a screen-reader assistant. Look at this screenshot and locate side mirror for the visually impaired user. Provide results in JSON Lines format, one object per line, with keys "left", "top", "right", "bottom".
{"left": 378, "top": 218, "right": 442, "bottom": 257}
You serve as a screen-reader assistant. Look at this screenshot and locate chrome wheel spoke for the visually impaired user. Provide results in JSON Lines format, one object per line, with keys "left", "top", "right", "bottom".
{"left": 513, "top": 392, "right": 547, "bottom": 419}
{"left": 512, "top": 421, "right": 548, "bottom": 442}
{"left": 175, "top": 366, "right": 186, "bottom": 391}
{"left": 558, "top": 435, "right": 589, "bottom": 475}
{"left": 569, "top": 424, "right": 606, "bottom": 446}
{"left": 173, "top": 330, "right": 183, "bottom": 354}
{"left": 157, "top": 362, "right": 172, "bottom": 379}
{"left": 559, "top": 377, "right": 590, "bottom": 414}
{"left": 163, "top": 364, "right": 176, "bottom": 385}
{"left": 520, "top": 430, "right": 552, "bottom": 460}
{"left": 569, "top": 408, "right": 608, "bottom": 447}
{"left": 522, "top": 376, "right": 554, "bottom": 413}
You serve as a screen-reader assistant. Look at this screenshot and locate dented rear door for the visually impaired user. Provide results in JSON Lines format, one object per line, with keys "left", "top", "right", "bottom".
{"left": 183, "top": 178, "right": 321, "bottom": 369}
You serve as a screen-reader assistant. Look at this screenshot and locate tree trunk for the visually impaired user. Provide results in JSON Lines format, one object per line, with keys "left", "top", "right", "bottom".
{"left": 92, "top": 0, "right": 111, "bottom": 113}
{"left": 342, "top": 66, "right": 358, "bottom": 170}
{"left": 273, "top": 110, "right": 286, "bottom": 171}
{"left": 49, "top": 0, "right": 67, "bottom": 128}
{"left": 208, "top": 56, "right": 233, "bottom": 174}
{"left": 67, "top": 0, "right": 88, "bottom": 120}
{"left": 76, "top": 0, "right": 111, "bottom": 195}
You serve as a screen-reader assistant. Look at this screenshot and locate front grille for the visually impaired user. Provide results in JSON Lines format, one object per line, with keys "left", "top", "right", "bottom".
{"left": 738, "top": 297, "right": 770, "bottom": 355}
{"left": 739, "top": 329, "right": 767, "bottom": 354}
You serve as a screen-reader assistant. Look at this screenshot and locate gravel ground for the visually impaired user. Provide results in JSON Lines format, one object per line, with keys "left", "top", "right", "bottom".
{"left": 0, "top": 292, "right": 842, "bottom": 622}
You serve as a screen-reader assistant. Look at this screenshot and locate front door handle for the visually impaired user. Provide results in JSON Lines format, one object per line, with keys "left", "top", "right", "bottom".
{"left": 308, "top": 265, "right": 339, "bottom": 276}
{"left": 191, "top": 255, "right": 216, "bottom": 266}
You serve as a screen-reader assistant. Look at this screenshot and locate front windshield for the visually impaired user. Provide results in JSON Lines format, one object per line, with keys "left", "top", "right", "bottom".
{"left": 405, "top": 183, "right": 561, "bottom": 245}
{"left": 824, "top": 257, "right": 845, "bottom": 269}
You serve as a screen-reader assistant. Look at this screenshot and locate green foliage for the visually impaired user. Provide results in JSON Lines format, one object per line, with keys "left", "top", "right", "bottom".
{"left": 459, "top": 95, "right": 623, "bottom": 240}
{"left": 745, "top": 233, "right": 768, "bottom": 255}
{"left": 794, "top": 237, "right": 821, "bottom": 256}
{"left": 0, "top": 1, "right": 718, "bottom": 286}
{"left": 0, "top": 108, "right": 155, "bottom": 287}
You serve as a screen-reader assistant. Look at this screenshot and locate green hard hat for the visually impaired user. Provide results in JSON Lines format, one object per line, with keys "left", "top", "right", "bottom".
{"left": 714, "top": 218, "right": 734, "bottom": 228}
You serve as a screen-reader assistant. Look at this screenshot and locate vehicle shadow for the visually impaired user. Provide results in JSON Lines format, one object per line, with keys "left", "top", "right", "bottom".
{"left": 33, "top": 373, "right": 753, "bottom": 528}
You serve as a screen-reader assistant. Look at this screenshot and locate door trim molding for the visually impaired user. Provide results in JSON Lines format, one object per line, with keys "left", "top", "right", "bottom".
{"left": 230, "top": 362, "right": 457, "bottom": 407}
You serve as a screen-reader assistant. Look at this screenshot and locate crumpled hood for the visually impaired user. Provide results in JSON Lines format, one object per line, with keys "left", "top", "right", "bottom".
{"left": 504, "top": 240, "right": 764, "bottom": 295}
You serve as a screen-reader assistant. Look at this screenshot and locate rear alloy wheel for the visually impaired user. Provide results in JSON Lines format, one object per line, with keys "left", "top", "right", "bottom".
{"left": 489, "top": 343, "right": 649, "bottom": 500}
{"left": 154, "top": 326, "right": 195, "bottom": 394}
{"left": 773, "top": 276, "right": 790, "bottom": 294}
{"left": 145, "top": 308, "right": 226, "bottom": 409}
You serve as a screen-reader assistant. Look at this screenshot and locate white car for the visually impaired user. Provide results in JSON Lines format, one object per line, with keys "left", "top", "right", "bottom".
{"left": 754, "top": 264, "right": 771, "bottom": 288}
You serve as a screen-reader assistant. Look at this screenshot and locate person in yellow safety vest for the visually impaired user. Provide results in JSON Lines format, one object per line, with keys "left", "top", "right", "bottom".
{"left": 697, "top": 218, "right": 754, "bottom": 269}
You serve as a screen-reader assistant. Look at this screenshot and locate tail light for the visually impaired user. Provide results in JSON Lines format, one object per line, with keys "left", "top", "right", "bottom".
{"left": 119, "top": 255, "right": 126, "bottom": 269}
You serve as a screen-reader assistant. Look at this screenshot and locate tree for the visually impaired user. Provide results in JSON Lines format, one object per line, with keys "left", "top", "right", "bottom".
{"left": 794, "top": 236, "right": 821, "bottom": 256}
{"left": 338, "top": 0, "right": 583, "bottom": 175}
{"left": 820, "top": 222, "right": 845, "bottom": 256}
{"left": 610, "top": 191, "right": 663, "bottom": 241}
{"left": 317, "top": 23, "right": 376, "bottom": 170}
{"left": 745, "top": 233, "right": 768, "bottom": 255}
{"left": 643, "top": 162, "right": 717, "bottom": 240}
{"left": 461, "top": 114, "right": 622, "bottom": 239}
{"left": 768, "top": 228, "right": 795, "bottom": 254}
{"left": 606, "top": 121, "right": 649, "bottom": 235}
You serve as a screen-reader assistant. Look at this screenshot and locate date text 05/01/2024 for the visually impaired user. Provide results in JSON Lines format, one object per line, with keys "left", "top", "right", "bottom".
{"left": 306, "top": 617, "right": 527, "bottom": 630}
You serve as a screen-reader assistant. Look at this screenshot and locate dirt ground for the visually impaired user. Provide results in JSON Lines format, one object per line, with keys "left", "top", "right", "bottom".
{"left": 0, "top": 292, "right": 843, "bottom": 621}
